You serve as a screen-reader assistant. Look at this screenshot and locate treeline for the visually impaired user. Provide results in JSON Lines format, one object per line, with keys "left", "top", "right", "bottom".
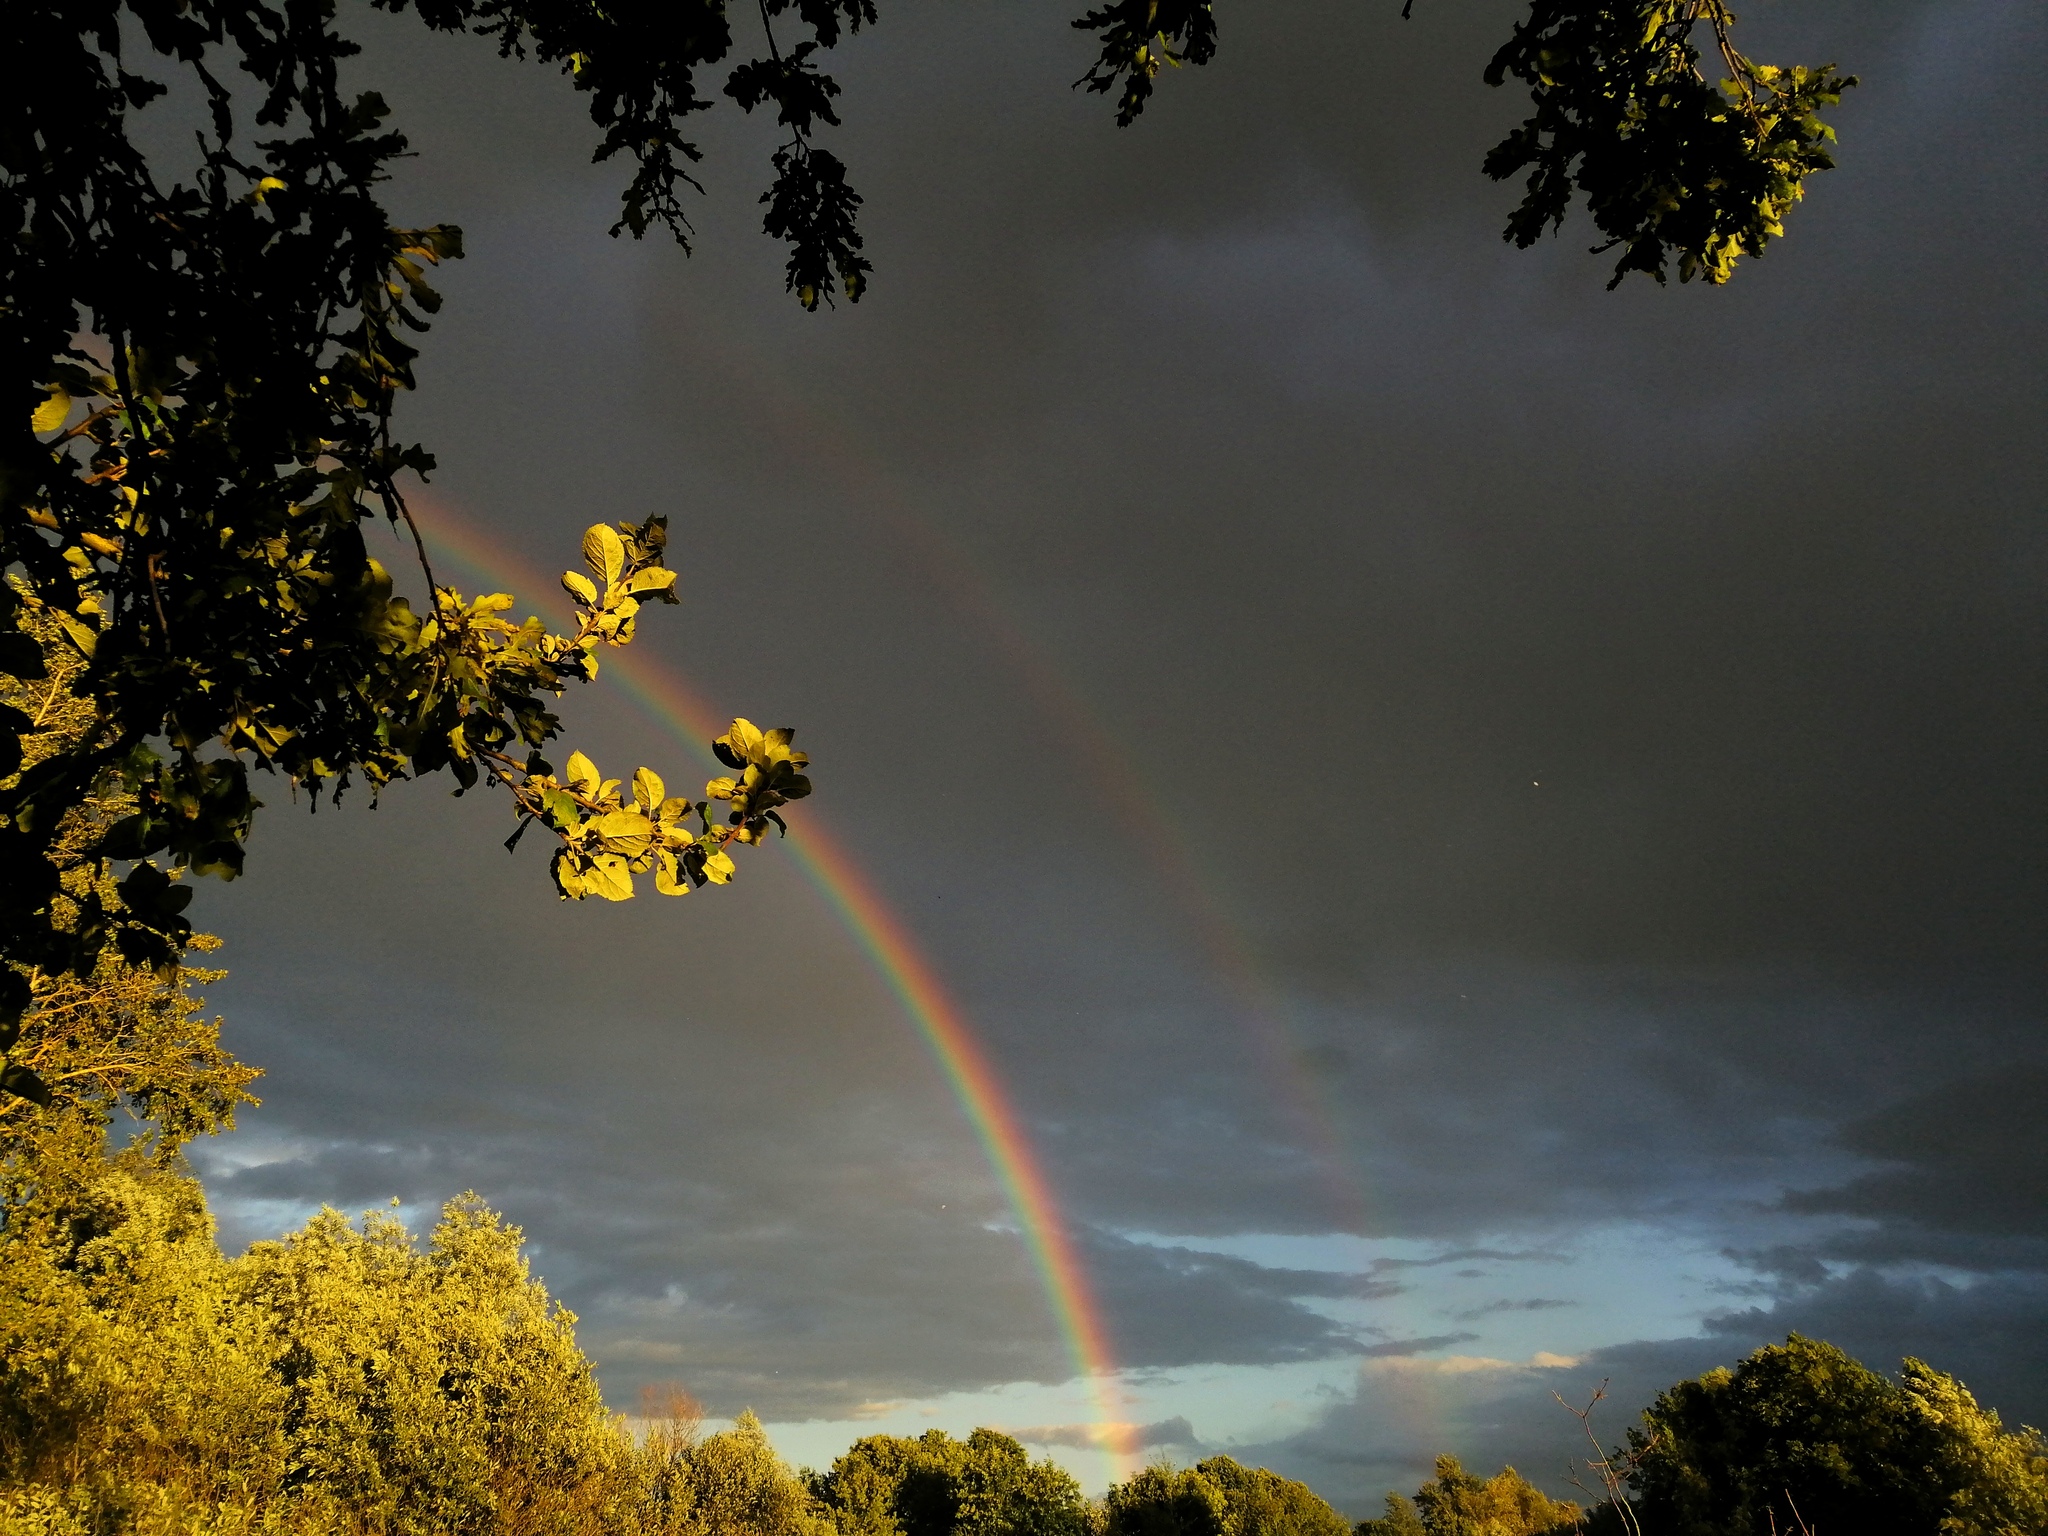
{"left": 0, "top": 901, "right": 1361, "bottom": 1534}
{"left": 1356, "top": 1337, "right": 2048, "bottom": 1536}
{"left": 4, "top": 653, "right": 2046, "bottom": 1534}
{"left": 8, "top": 969, "right": 2047, "bottom": 1536}
{"left": 0, "top": 1107, "right": 1365, "bottom": 1533}
{"left": 0, "top": 642, "right": 1360, "bottom": 1535}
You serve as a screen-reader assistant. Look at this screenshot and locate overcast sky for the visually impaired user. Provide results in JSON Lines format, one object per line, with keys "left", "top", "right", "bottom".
{"left": 181, "top": 0, "right": 2043, "bottom": 1513}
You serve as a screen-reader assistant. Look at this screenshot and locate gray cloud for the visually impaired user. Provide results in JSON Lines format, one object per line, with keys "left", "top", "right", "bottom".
{"left": 1784, "top": 1063, "right": 2048, "bottom": 1237}
{"left": 1011, "top": 1418, "right": 1200, "bottom": 1453}
{"left": 1449, "top": 1300, "right": 1577, "bottom": 1323}
{"left": 1373, "top": 1251, "right": 1574, "bottom": 1272}
{"left": 1356, "top": 1335, "right": 1482, "bottom": 1360}
{"left": 1240, "top": 1268, "right": 2048, "bottom": 1517}
{"left": 163, "top": 0, "right": 2048, "bottom": 1470}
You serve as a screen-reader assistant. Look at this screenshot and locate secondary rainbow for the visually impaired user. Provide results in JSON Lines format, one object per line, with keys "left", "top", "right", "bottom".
{"left": 654, "top": 320, "right": 1376, "bottom": 1237}
{"left": 403, "top": 492, "right": 1135, "bottom": 1476}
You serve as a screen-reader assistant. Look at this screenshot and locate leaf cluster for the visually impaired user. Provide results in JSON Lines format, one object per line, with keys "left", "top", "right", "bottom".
{"left": 1071, "top": 3, "right": 1219, "bottom": 127}
{"left": 3, "top": 0, "right": 840, "bottom": 1080}
{"left": 1482, "top": 2, "right": 1855, "bottom": 286}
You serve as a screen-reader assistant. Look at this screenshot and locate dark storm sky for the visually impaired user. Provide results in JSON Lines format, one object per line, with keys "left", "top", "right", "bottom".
{"left": 185, "top": 0, "right": 2042, "bottom": 1510}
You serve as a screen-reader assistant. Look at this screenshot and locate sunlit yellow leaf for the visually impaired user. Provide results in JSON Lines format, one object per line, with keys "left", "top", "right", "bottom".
{"left": 703, "top": 849, "right": 736, "bottom": 885}
{"left": 632, "top": 766, "right": 664, "bottom": 813}
{"left": 582, "top": 523, "right": 625, "bottom": 588}
{"left": 552, "top": 851, "right": 589, "bottom": 900}
{"left": 564, "top": 750, "right": 599, "bottom": 791}
{"left": 654, "top": 850, "right": 689, "bottom": 896}
{"left": 32, "top": 388, "right": 70, "bottom": 434}
{"left": 591, "top": 808, "right": 652, "bottom": 854}
{"left": 624, "top": 567, "right": 676, "bottom": 596}
{"left": 586, "top": 853, "right": 634, "bottom": 901}
{"left": 561, "top": 570, "right": 598, "bottom": 605}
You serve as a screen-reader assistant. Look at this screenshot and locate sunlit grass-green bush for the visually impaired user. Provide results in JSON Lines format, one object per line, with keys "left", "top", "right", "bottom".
{"left": 0, "top": 1135, "right": 831, "bottom": 1536}
{"left": 0, "top": 948, "right": 830, "bottom": 1536}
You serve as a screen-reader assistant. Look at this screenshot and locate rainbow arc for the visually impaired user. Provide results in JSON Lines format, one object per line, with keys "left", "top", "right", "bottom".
{"left": 410, "top": 494, "right": 1138, "bottom": 1480}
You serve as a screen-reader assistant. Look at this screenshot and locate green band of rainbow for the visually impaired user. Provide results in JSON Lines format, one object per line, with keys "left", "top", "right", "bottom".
{"left": 406, "top": 495, "right": 1134, "bottom": 1476}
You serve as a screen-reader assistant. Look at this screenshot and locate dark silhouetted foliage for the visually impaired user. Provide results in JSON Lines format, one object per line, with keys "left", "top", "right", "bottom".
{"left": 1483, "top": 3, "right": 1853, "bottom": 287}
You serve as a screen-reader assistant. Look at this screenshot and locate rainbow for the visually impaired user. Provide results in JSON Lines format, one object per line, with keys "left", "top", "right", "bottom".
{"left": 644, "top": 318, "right": 1374, "bottom": 1236}
{"left": 404, "top": 493, "right": 1137, "bottom": 1479}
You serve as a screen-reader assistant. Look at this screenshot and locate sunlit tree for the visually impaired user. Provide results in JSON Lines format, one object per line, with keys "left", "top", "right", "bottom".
{"left": 814, "top": 1428, "right": 1091, "bottom": 1536}
{"left": 1104, "top": 1456, "right": 1350, "bottom": 1536}
{"left": 1629, "top": 1335, "right": 2048, "bottom": 1536}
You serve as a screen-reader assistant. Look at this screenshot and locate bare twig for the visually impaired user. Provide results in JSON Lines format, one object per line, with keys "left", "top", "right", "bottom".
{"left": 1554, "top": 1381, "right": 1654, "bottom": 1536}
{"left": 374, "top": 419, "right": 444, "bottom": 604}
{"left": 108, "top": 332, "right": 171, "bottom": 643}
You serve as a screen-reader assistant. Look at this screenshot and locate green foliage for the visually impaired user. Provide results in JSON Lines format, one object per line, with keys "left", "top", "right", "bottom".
{"left": 0, "top": 1143, "right": 841, "bottom": 1534}
{"left": 1102, "top": 1457, "right": 1348, "bottom": 1536}
{"left": 0, "top": 933, "right": 256, "bottom": 1157}
{"left": 1355, "top": 1493, "right": 1427, "bottom": 1536}
{"left": 684, "top": 1412, "right": 839, "bottom": 1536}
{"left": 813, "top": 1429, "right": 1092, "bottom": 1536}
{"left": 0, "top": 608, "right": 262, "bottom": 1112}
{"left": 1104, "top": 1465, "right": 1226, "bottom": 1536}
{"left": 1356, "top": 1456, "right": 1579, "bottom": 1536}
{"left": 4, "top": 0, "right": 839, "bottom": 1055}
{"left": 0, "top": 947, "right": 839, "bottom": 1534}
{"left": 1628, "top": 1334, "right": 2048, "bottom": 1536}
{"left": 1197, "top": 1457, "right": 1354, "bottom": 1536}
{"left": 1482, "top": 2, "right": 1855, "bottom": 286}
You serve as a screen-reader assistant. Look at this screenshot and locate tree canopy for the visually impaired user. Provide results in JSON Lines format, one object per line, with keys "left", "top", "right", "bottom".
{"left": 1355, "top": 1456, "right": 1581, "bottom": 1536}
{"left": 2, "top": 0, "right": 1857, "bottom": 1103}
{"left": 1102, "top": 1455, "right": 1351, "bottom": 1536}
{"left": 811, "top": 1428, "right": 1092, "bottom": 1536}
{"left": 0, "top": 1160, "right": 829, "bottom": 1531}
{"left": 6, "top": 961, "right": 2039, "bottom": 1536}
{"left": 1627, "top": 1334, "right": 2048, "bottom": 1536}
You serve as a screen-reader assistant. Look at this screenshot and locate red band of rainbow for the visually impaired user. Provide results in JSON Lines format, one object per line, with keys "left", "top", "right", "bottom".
{"left": 406, "top": 493, "right": 1137, "bottom": 1478}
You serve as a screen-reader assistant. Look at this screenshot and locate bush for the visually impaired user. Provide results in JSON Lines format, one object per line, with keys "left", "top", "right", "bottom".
{"left": 1355, "top": 1456, "right": 1579, "bottom": 1536}
{"left": 1103, "top": 1456, "right": 1348, "bottom": 1536}
{"left": 0, "top": 1141, "right": 840, "bottom": 1536}
{"left": 812, "top": 1429, "right": 1090, "bottom": 1536}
